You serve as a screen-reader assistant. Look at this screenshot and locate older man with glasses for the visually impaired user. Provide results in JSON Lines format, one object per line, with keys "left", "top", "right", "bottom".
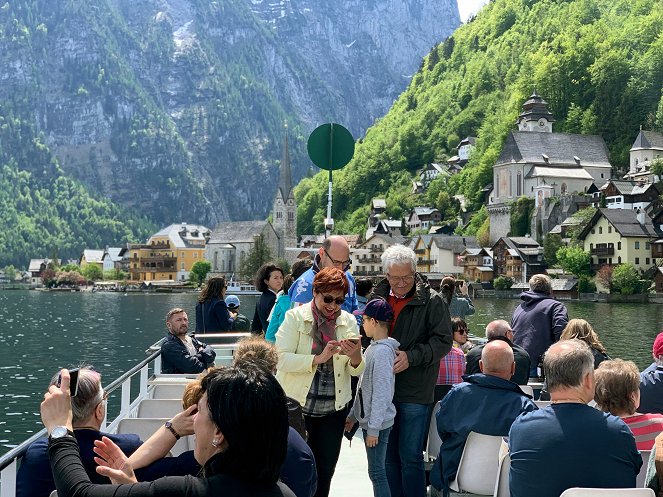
{"left": 371, "top": 244, "right": 452, "bottom": 497}
{"left": 17, "top": 367, "right": 199, "bottom": 497}
{"left": 289, "top": 235, "right": 358, "bottom": 313}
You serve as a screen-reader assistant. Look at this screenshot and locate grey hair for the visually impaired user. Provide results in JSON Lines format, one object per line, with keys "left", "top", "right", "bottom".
{"left": 544, "top": 339, "right": 594, "bottom": 391}
{"left": 486, "top": 320, "right": 511, "bottom": 339}
{"left": 529, "top": 274, "right": 552, "bottom": 294}
{"left": 381, "top": 245, "right": 417, "bottom": 274}
{"left": 49, "top": 366, "right": 103, "bottom": 425}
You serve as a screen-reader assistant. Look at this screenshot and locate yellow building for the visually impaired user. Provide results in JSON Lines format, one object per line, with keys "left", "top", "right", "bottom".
{"left": 128, "top": 223, "right": 210, "bottom": 282}
{"left": 413, "top": 235, "right": 434, "bottom": 273}
{"left": 578, "top": 208, "right": 662, "bottom": 272}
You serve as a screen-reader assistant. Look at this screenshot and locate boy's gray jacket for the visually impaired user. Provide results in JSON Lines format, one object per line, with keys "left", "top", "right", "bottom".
{"left": 350, "top": 338, "right": 400, "bottom": 437}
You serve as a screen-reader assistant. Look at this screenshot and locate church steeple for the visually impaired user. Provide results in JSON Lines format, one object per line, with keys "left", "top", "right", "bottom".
{"left": 517, "top": 90, "right": 555, "bottom": 133}
{"left": 278, "top": 124, "right": 293, "bottom": 201}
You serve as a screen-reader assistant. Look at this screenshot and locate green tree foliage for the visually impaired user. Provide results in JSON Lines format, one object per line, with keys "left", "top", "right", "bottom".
{"left": 556, "top": 246, "right": 591, "bottom": 277}
{"left": 543, "top": 234, "right": 563, "bottom": 265}
{"left": 3, "top": 265, "right": 16, "bottom": 281}
{"left": 240, "top": 235, "right": 274, "bottom": 281}
{"left": 189, "top": 260, "right": 212, "bottom": 287}
{"left": 81, "top": 264, "right": 103, "bottom": 282}
{"left": 651, "top": 158, "right": 663, "bottom": 179}
{"left": 296, "top": 0, "right": 662, "bottom": 234}
{"left": 566, "top": 207, "right": 597, "bottom": 243}
{"left": 611, "top": 263, "right": 647, "bottom": 295}
{"left": 494, "top": 276, "right": 514, "bottom": 290}
{"left": 103, "top": 268, "right": 127, "bottom": 281}
{"left": 577, "top": 275, "right": 597, "bottom": 293}
{"left": 510, "top": 197, "right": 535, "bottom": 237}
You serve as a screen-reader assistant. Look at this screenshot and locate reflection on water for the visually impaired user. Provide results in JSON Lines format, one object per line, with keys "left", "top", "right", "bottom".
{"left": 0, "top": 290, "right": 259, "bottom": 455}
{"left": 0, "top": 291, "right": 660, "bottom": 455}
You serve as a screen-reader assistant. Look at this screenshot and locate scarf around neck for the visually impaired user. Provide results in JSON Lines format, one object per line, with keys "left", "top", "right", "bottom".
{"left": 310, "top": 301, "right": 340, "bottom": 356}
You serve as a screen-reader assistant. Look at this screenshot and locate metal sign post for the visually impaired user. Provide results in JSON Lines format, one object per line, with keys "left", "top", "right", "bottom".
{"left": 307, "top": 123, "right": 355, "bottom": 237}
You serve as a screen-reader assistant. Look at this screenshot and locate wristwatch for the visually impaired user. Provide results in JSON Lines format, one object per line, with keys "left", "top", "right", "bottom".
{"left": 49, "top": 426, "right": 75, "bottom": 442}
{"left": 164, "top": 421, "right": 181, "bottom": 440}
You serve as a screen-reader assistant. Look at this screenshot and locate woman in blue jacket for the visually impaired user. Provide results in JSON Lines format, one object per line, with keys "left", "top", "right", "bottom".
{"left": 195, "top": 277, "right": 235, "bottom": 333}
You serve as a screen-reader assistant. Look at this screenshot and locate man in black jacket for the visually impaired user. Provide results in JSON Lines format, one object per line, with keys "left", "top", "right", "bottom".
{"left": 465, "top": 320, "right": 531, "bottom": 385}
{"left": 161, "top": 308, "right": 216, "bottom": 374}
{"left": 371, "top": 244, "right": 452, "bottom": 497}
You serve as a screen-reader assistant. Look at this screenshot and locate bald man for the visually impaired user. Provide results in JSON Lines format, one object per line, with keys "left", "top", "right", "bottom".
{"left": 465, "top": 320, "right": 531, "bottom": 384}
{"left": 430, "top": 341, "right": 537, "bottom": 494}
{"left": 289, "top": 235, "right": 358, "bottom": 313}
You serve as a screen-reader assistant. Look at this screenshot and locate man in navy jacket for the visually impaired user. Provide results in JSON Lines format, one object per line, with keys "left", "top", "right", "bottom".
{"left": 430, "top": 341, "right": 537, "bottom": 496}
{"left": 161, "top": 308, "right": 216, "bottom": 374}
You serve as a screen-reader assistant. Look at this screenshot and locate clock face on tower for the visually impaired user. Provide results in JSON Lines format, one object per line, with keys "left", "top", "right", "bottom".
{"left": 538, "top": 118, "right": 546, "bottom": 127}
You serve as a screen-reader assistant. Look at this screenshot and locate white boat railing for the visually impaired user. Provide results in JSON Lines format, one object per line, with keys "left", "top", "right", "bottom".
{"left": 0, "top": 332, "right": 251, "bottom": 497}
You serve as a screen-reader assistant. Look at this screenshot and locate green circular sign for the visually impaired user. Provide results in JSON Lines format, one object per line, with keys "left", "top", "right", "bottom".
{"left": 307, "top": 123, "right": 355, "bottom": 171}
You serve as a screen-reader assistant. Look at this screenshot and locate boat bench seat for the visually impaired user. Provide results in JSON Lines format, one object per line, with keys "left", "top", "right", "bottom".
{"left": 137, "top": 399, "right": 184, "bottom": 419}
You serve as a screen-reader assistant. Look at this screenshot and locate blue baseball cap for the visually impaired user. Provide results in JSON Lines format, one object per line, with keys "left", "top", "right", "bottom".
{"left": 225, "top": 295, "right": 241, "bottom": 309}
{"left": 363, "top": 298, "right": 394, "bottom": 323}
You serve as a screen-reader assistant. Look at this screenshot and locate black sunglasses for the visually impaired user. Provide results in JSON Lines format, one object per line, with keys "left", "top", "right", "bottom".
{"left": 456, "top": 328, "right": 468, "bottom": 335}
{"left": 322, "top": 294, "right": 345, "bottom": 305}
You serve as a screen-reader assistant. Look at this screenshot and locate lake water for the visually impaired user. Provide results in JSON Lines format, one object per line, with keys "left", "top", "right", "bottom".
{"left": 0, "top": 290, "right": 660, "bottom": 456}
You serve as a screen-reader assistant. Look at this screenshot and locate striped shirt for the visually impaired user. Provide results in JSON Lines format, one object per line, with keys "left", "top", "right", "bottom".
{"left": 623, "top": 413, "right": 663, "bottom": 450}
{"left": 437, "top": 346, "right": 466, "bottom": 385}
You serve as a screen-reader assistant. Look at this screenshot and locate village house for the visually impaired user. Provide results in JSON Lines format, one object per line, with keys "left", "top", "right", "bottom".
{"left": 460, "top": 247, "right": 494, "bottom": 283}
{"left": 128, "top": 223, "right": 210, "bottom": 282}
{"left": 601, "top": 179, "right": 660, "bottom": 211}
{"left": 352, "top": 233, "right": 407, "bottom": 277}
{"left": 79, "top": 249, "right": 112, "bottom": 273}
{"left": 577, "top": 208, "right": 663, "bottom": 272}
{"left": 492, "top": 237, "right": 546, "bottom": 284}
{"left": 412, "top": 234, "right": 478, "bottom": 275}
{"left": 27, "top": 258, "right": 60, "bottom": 285}
{"left": 408, "top": 207, "right": 442, "bottom": 232}
{"left": 107, "top": 247, "right": 129, "bottom": 272}
{"left": 447, "top": 136, "right": 476, "bottom": 169}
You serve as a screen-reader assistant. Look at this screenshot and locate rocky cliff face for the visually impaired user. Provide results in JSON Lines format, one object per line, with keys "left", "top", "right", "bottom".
{"left": 0, "top": 0, "right": 459, "bottom": 226}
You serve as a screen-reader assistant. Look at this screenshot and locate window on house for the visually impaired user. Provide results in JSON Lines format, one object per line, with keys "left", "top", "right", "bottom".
{"left": 599, "top": 227, "right": 603, "bottom": 234}
{"left": 635, "top": 257, "right": 640, "bottom": 265}
{"left": 647, "top": 258, "right": 651, "bottom": 265}
{"left": 181, "top": 262, "right": 185, "bottom": 270}
{"left": 591, "top": 229, "right": 595, "bottom": 234}
{"left": 590, "top": 243, "right": 593, "bottom": 250}
{"left": 646, "top": 242, "right": 651, "bottom": 249}
{"left": 288, "top": 212, "right": 294, "bottom": 221}
{"left": 618, "top": 242, "right": 622, "bottom": 250}
{"left": 618, "top": 257, "right": 622, "bottom": 263}
{"left": 635, "top": 242, "right": 640, "bottom": 249}
{"left": 608, "top": 227, "right": 612, "bottom": 233}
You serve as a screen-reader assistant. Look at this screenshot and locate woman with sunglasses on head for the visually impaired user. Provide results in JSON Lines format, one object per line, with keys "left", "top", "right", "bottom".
{"left": 435, "top": 318, "right": 469, "bottom": 401}
{"left": 275, "top": 267, "right": 365, "bottom": 497}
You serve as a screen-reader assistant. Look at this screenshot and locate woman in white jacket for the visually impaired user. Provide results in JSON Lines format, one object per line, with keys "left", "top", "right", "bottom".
{"left": 275, "top": 267, "right": 365, "bottom": 497}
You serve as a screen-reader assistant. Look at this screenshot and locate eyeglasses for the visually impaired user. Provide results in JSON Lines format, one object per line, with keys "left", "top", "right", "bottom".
{"left": 455, "top": 329, "right": 468, "bottom": 335}
{"left": 324, "top": 249, "right": 351, "bottom": 269}
{"left": 386, "top": 274, "right": 415, "bottom": 285}
{"left": 322, "top": 294, "right": 345, "bottom": 306}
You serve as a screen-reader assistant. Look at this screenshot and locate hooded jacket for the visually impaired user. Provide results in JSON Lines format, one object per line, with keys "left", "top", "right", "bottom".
{"left": 372, "top": 273, "right": 452, "bottom": 404}
{"left": 511, "top": 290, "right": 568, "bottom": 366}
{"left": 349, "top": 337, "right": 400, "bottom": 437}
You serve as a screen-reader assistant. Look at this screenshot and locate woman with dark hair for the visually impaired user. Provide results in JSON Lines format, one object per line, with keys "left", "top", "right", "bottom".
{"left": 195, "top": 276, "right": 235, "bottom": 333}
{"left": 252, "top": 263, "right": 285, "bottom": 333}
{"left": 275, "top": 267, "right": 364, "bottom": 497}
{"left": 266, "top": 259, "right": 314, "bottom": 343}
{"left": 40, "top": 366, "right": 295, "bottom": 497}
{"left": 440, "top": 275, "right": 475, "bottom": 321}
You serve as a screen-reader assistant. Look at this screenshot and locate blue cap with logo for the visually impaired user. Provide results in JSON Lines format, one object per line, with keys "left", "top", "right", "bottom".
{"left": 225, "top": 295, "right": 241, "bottom": 309}
{"left": 363, "top": 298, "right": 394, "bottom": 323}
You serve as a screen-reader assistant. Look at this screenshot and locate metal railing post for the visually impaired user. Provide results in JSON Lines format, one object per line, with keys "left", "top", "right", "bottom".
{"left": 0, "top": 460, "right": 17, "bottom": 497}
{"left": 121, "top": 379, "right": 131, "bottom": 415}
{"left": 140, "top": 365, "right": 149, "bottom": 397}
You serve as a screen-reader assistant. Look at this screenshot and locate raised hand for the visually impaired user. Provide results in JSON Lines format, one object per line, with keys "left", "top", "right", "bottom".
{"left": 40, "top": 369, "right": 73, "bottom": 434}
{"left": 93, "top": 436, "right": 137, "bottom": 484}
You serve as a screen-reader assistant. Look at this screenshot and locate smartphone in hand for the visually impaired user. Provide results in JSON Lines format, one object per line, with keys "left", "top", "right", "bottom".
{"left": 57, "top": 368, "right": 80, "bottom": 397}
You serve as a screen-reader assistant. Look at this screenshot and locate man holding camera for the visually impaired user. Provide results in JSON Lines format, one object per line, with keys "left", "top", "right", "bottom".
{"left": 161, "top": 308, "right": 216, "bottom": 374}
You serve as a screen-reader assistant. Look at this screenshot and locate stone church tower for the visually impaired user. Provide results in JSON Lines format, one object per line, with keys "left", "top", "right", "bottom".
{"left": 272, "top": 127, "right": 297, "bottom": 260}
{"left": 516, "top": 90, "right": 555, "bottom": 133}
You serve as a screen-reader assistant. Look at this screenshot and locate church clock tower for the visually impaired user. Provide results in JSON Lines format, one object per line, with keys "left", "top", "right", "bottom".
{"left": 272, "top": 125, "right": 297, "bottom": 260}
{"left": 517, "top": 90, "right": 555, "bottom": 133}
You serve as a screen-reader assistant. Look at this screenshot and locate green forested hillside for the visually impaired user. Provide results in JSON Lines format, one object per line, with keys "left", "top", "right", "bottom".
{"left": 0, "top": 109, "right": 154, "bottom": 268}
{"left": 295, "top": 0, "right": 663, "bottom": 235}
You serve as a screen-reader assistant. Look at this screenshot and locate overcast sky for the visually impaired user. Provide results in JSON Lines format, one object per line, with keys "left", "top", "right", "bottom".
{"left": 457, "top": 0, "right": 490, "bottom": 22}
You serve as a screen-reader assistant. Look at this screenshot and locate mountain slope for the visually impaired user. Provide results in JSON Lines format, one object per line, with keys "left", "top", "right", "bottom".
{"left": 295, "top": 0, "right": 663, "bottom": 235}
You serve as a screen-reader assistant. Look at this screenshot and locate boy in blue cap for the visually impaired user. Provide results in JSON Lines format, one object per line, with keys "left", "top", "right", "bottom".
{"left": 345, "top": 298, "right": 399, "bottom": 497}
{"left": 225, "top": 295, "right": 251, "bottom": 331}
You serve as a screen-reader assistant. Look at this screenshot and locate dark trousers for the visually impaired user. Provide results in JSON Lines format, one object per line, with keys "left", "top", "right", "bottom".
{"left": 304, "top": 408, "right": 347, "bottom": 497}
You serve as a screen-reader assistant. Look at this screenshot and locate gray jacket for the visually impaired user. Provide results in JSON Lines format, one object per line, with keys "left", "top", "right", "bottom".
{"left": 349, "top": 338, "right": 400, "bottom": 437}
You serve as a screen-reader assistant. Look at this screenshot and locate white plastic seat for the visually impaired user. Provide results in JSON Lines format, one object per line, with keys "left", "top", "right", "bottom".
{"left": 151, "top": 384, "right": 186, "bottom": 399}
{"left": 449, "top": 432, "right": 504, "bottom": 495}
{"left": 519, "top": 385, "right": 534, "bottom": 397}
{"left": 49, "top": 492, "right": 58, "bottom": 497}
{"left": 493, "top": 452, "right": 511, "bottom": 497}
{"left": 560, "top": 488, "right": 654, "bottom": 496}
{"left": 534, "top": 400, "right": 552, "bottom": 409}
{"left": 137, "top": 399, "right": 183, "bottom": 418}
{"left": 426, "top": 402, "right": 442, "bottom": 461}
{"left": 117, "top": 418, "right": 191, "bottom": 456}
{"left": 637, "top": 450, "right": 651, "bottom": 488}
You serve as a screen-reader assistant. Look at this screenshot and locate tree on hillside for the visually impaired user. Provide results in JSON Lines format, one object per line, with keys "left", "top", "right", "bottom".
{"left": 3, "top": 265, "right": 16, "bottom": 281}
{"left": 651, "top": 158, "right": 663, "bottom": 181}
{"left": 556, "top": 246, "right": 591, "bottom": 277}
{"left": 543, "top": 234, "right": 563, "bottom": 265}
{"left": 566, "top": 207, "right": 596, "bottom": 243}
{"left": 510, "top": 197, "right": 535, "bottom": 237}
{"left": 240, "top": 235, "right": 274, "bottom": 281}
{"left": 190, "top": 260, "right": 212, "bottom": 287}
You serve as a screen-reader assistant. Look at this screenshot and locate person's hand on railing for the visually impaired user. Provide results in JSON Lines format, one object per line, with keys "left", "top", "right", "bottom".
{"left": 93, "top": 436, "right": 137, "bottom": 483}
{"left": 40, "top": 369, "right": 73, "bottom": 434}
